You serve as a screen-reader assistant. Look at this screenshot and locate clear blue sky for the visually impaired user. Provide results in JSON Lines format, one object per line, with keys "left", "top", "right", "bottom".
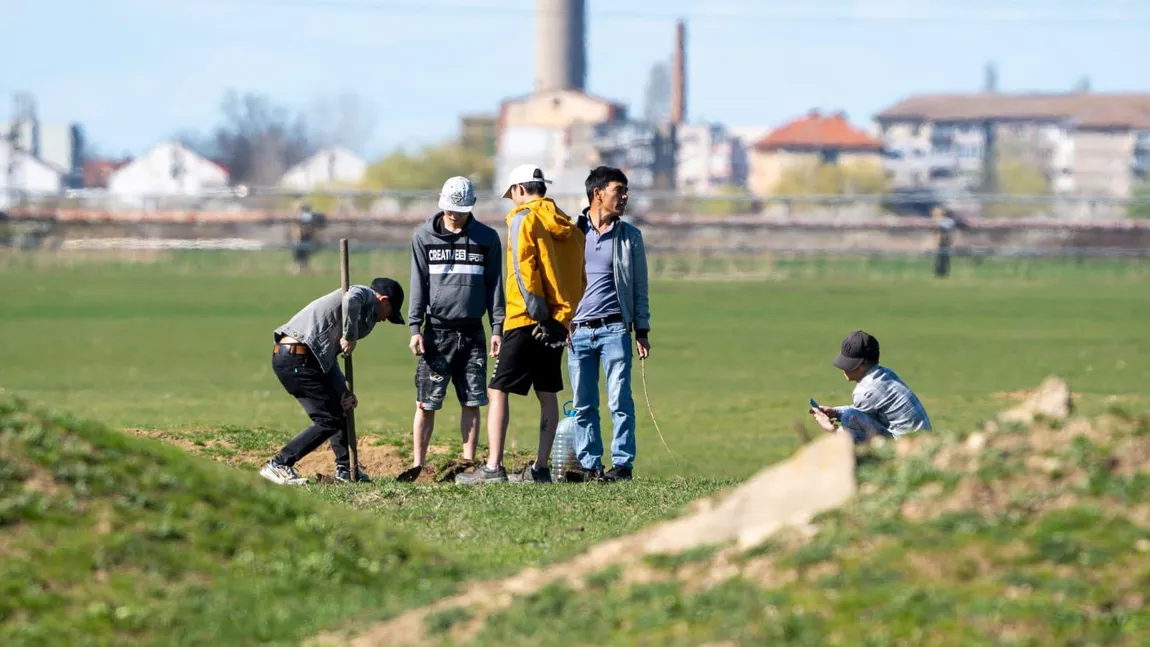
{"left": 1, "top": 0, "right": 1147, "bottom": 159}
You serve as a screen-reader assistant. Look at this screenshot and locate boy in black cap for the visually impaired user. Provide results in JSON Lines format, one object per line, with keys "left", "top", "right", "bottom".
{"left": 809, "top": 330, "right": 932, "bottom": 443}
{"left": 260, "top": 277, "right": 406, "bottom": 485}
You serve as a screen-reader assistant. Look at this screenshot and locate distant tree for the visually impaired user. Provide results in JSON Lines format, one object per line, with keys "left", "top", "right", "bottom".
{"left": 180, "top": 90, "right": 316, "bottom": 187}
{"left": 691, "top": 186, "right": 755, "bottom": 216}
{"left": 984, "top": 134, "right": 1050, "bottom": 218}
{"left": 642, "top": 61, "right": 672, "bottom": 124}
{"left": 772, "top": 160, "right": 890, "bottom": 196}
{"left": 306, "top": 92, "right": 377, "bottom": 154}
{"left": 362, "top": 140, "right": 494, "bottom": 192}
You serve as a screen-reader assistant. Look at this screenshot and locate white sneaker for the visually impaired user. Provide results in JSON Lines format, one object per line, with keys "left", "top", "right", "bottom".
{"left": 259, "top": 461, "right": 308, "bottom": 485}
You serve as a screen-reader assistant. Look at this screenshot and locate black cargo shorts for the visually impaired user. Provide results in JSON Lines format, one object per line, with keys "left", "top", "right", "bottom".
{"left": 415, "top": 326, "right": 489, "bottom": 410}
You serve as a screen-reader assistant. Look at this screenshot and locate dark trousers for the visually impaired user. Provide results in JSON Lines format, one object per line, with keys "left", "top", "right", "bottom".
{"left": 271, "top": 350, "right": 350, "bottom": 469}
{"left": 935, "top": 245, "right": 951, "bottom": 278}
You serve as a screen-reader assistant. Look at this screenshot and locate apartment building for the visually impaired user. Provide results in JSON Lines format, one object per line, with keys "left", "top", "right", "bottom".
{"left": 874, "top": 92, "right": 1150, "bottom": 197}
{"left": 674, "top": 123, "right": 748, "bottom": 194}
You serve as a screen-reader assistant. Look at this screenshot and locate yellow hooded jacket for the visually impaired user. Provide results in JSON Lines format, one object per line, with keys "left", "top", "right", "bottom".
{"left": 502, "top": 197, "right": 586, "bottom": 333}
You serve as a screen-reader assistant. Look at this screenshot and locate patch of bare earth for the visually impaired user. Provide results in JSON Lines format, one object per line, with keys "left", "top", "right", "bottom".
{"left": 127, "top": 428, "right": 495, "bottom": 483}
{"left": 301, "top": 444, "right": 410, "bottom": 483}
{"left": 125, "top": 429, "right": 250, "bottom": 463}
{"left": 21, "top": 464, "right": 64, "bottom": 497}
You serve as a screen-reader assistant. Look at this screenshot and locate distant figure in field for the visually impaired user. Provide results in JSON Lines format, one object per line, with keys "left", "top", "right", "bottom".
{"left": 260, "top": 278, "right": 406, "bottom": 485}
{"left": 809, "top": 330, "right": 932, "bottom": 444}
{"left": 931, "top": 205, "right": 962, "bottom": 278}
{"left": 292, "top": 203, "right": 325, "bottom": 273}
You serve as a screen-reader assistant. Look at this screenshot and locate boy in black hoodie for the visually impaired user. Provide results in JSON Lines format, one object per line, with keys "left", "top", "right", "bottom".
{"left": 405, "top": 176, "right": 505, "bottom": 474}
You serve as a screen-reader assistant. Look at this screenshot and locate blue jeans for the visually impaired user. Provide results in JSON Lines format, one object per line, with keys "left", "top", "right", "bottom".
{"left": 839, "top": 407, "right": 893, "bottom": 444}
{"left": 567, "top": 322, "right": 636, "bottom": 471}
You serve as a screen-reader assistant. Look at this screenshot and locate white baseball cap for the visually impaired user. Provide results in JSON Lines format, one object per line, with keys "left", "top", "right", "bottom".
{"left": 438, "top": 176, "right": 476, "bottom": 213}
{"left": 501, "top": 163, "right": 553, "bottom": 199}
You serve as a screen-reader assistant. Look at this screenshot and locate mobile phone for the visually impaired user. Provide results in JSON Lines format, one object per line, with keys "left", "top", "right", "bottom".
{"left": 809, "top": 398, "right": 820, "bottom": 411}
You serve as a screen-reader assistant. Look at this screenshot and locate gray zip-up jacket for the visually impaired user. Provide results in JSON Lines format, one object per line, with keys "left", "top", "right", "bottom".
{"left": 408, "top": 212, "right": 505, "bottom": 336}
{"left": 576, "top": 209, "right": 651, "bottom": 336}
{"left": 274, "top": 286, "right": 380, "bottom": 394}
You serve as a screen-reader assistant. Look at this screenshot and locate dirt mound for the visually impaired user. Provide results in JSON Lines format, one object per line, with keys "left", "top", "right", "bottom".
{"left": 897, "top": 412, "right": 1150, "bottom": 524}
{"left": 998, "top": 375, "right": 1073, "bottom": 425}
{"left": 298, "top": 443, "right": 408, "bottom": 482}
{"left": 309, "top": 431, "right": 857, "bottom": 647}
{"left": 434, "top": 458, "right": 479, "bottom": 483}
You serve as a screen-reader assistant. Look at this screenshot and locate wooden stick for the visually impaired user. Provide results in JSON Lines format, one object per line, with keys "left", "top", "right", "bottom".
{"left": 340, "top": 238, "right": 359, "bottom": 482}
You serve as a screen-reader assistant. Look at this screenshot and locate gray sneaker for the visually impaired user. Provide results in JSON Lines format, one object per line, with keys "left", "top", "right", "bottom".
{"left": 259, "top": 460, "right": 308, "bottom": 486}
{"left": 454, "top": 464, "right": 508, "bottom": 485}
{"left": 508, "top": 462, "right": 552, "bottom": 484}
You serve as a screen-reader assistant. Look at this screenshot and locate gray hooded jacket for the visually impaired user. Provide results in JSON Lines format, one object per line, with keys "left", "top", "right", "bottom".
{"left": 408, "top": 212, "right": 505, "bottom": 336}
{"left": 273, "top": 286, "right": 380, "bottom": 394}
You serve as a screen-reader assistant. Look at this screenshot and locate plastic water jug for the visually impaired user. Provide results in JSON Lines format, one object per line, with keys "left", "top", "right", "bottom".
{"left": 552, "top": 400, "right": 579, "bottom": 480}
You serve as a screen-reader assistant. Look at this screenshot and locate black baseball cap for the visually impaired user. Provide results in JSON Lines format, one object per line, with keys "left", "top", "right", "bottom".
{"left": 832, "top": 330, "right": 880, "bottom": 371}
{"left": 370, "top": 277, "right": 406, "bottom": 325}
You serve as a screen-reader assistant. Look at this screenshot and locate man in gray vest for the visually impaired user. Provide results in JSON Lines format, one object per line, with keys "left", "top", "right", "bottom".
{"left": 260, "top": 278, "right": 405, "bottom": 485}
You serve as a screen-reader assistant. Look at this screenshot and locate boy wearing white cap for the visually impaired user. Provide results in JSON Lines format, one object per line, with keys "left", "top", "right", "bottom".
{"left": 405, "top": 176, "right": 505, "bottom": 474}
{"left": 456, "top": 164, "right": 586, "bottom": 484}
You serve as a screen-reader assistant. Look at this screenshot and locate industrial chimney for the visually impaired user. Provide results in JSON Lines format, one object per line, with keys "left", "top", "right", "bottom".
{"left": 671, "top": 19, "right": 686, "bottom": 124}
{"left": 535, "top": 0, "right": 586, "bottom": 93}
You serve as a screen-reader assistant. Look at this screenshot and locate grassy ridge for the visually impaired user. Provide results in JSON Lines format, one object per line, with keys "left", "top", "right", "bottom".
{"left": 433, "top": 411, "right": 1150, "bottom": 646}
{"left": 0, "top": 394, "right": 465, "bottom": 647}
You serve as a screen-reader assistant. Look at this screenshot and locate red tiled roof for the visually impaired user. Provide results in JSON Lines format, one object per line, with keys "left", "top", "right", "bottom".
{"left": 755, "top": 110, "right": 882, "bottom": 151}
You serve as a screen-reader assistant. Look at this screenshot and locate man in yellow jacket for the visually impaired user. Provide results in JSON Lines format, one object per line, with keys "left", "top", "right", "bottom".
{"left": 456, "top": 164, "right": 586, "bottom": 485}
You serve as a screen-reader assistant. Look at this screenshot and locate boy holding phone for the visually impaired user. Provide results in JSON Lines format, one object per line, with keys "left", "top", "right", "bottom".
{"left": 809, "top": 330, "right": 932, "bottom": 443}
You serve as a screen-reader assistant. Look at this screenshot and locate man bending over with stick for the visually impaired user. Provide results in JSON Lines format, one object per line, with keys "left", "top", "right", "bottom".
{"left": 260, "top": 277, "right": 406, "bottom": 485}
{"left": 455, "top": 164, "right": 586, "bottom": 485}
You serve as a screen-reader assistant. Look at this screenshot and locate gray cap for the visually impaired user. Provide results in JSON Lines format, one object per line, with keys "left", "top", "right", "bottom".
{"left": 438, "top": 176, "right": 476, "bottom": 213}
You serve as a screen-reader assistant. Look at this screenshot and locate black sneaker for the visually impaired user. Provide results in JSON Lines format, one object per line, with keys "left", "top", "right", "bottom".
{"left": 334, "top": 468, "right": 372, "bottom": 483}
{"left": 559, "top": 466, "right": 604, "bottom": 482}
{"left": 603, "top": 465, "right": 632, "bottom": 482}
{"left": 509, "top": 462, "right": 552, "bottom": 484}
{"left": 454, "top": 464, "right": 508, "bottom": 485}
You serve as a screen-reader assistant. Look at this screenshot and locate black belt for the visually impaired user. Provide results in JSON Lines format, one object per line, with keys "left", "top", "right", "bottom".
{"left": 426, "top": 317, "right": 483, "bottom": 332}
{"left": 574, "top": 313, "right": 625, "bottom": 329}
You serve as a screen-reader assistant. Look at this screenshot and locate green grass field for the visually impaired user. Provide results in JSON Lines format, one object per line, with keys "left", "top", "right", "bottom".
{"left": 2, "top": 248, "right": 1150, "bottom": 644}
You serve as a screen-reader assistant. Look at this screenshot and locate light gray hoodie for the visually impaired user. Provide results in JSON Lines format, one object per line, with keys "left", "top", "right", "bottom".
{"left": 408, "top": 212, "right": 505, "bottom": 336}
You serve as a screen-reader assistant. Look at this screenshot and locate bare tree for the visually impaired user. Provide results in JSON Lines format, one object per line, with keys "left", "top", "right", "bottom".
{"left": 181, "top": 90, "right": 316, "bottom": 186}
{"left": 643, "top": 61, "right": 672, "bottom": 124}
{"left": 307, "top": 92, "right": 377, "bottom": 154}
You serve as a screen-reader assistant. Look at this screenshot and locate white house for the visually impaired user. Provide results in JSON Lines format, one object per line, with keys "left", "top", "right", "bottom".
{"left": 106, "top": 141, "right": 229, "bottom": 200}
{"left": 278, "top": 147, "right": 367, "bottom": 191}
{"left": 0, "top": 140, "right": 65, "bottom": 209}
